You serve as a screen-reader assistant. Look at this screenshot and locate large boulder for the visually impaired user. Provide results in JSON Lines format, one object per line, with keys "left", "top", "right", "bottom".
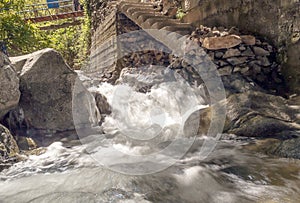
{"left": 0, "top": 52, "right": 20, "bottom": 119}
{"left": 17, "top": 48, "right": 100, "bottom": 132}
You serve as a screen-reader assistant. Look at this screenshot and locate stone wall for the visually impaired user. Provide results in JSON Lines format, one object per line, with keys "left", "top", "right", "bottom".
{"left": 183, "top": 0, "right": 300, "bottom": 94}
{"left": 89, "top": 10, "right": 171, "bottom": 83}
{"left": 89, "top": 10, "right": 119, "bottom": 82}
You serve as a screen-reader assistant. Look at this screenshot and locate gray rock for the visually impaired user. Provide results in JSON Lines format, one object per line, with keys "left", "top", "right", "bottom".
{"left": 18, "top": 48, "right": 99, "bottom": 131}
{"left": 0, "top": 124, "right": 19, "bottom": 158}
{"left": 90, "top": 92, "right": 112, "bottom": 125}
{"left": 217, "top": 66, "right": 232, "bottom": 76}
{"left": 257, "top": 56, "right": 271, "bottom": 67}
{"left": 199, "top": 90, "right": 300, "bottom": 138}
{"left": 252, "top": 46, "right": 270, "bottom": 56}
{"left": 240, "top": 66, "right": 250, "bottom": 74}
{"left": 0, "top": 52, "right": 21, "bottom": 119}
{"left": 227, "top": 57, "right": 247, "bottom": 66}
{"left": 238, "top": 45, "right": 246, "bottom": 51}
{"left": 273, "top": 138, "right": 300, "bottom": 159}
{"left": 246, "top": 135, "right": 300, "bottom": 159}
{"left": 217, "top": 60, "right": 228, "bottom": 67}
{"left": 9, "top": 55, "right": 28, "bottom": 74}
{"left": 222, "top": 48, "right": 241, "bottom": 58}
{"left": 117, "top": 65, "right": 174, "bottom": 92}
{"left": 241, "top": 48, "right": 255, "bottom": 57}
{"left": 221, "top": 74, "right": 264, "bottom": 96}
{"left": 224, "top": 91, "right": 300, "bottom": 137}
{"left": 214, "top": 51, "right": 224, "bottom": 59}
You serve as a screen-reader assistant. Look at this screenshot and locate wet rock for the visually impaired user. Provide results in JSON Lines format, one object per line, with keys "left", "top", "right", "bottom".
{"left": 117, "top": 65, "right": 172, "bottom": 92}
{"left": 252, "top": 64, "right": 262, "bottom": 74}
{"left": 0, "top": 52, "right": 21, "bottom": 119}
{"left": 0, "top": 124, "right": 19, "bottom": 157}
{"left": 224, "top": 91, "right": 300, "bottom": 137}
{"left": 202, "top": 35, "right": 242, "bottom": 50}
{"left": 272, "top": 136, "right": 300, "bottom": 159}
{"left": 246, "top": 134, "right": 300, "bottom": 159}
{"left": 16, "top": 136, "right": 37, "bottom": 151}
{"left": 198, "top": 91, "right": 300, "bottom": 138}
{"left": 92, "top": 92, "right": 112, "bottom": 125}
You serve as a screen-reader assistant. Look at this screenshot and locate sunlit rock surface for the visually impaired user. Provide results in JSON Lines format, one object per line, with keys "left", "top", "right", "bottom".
{"left": 0, "top": 52, "right": 20, "bottom": 119}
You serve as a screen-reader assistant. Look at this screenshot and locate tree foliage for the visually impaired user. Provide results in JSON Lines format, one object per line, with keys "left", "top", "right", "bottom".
{"left": 0, "top": 0, "right": 49, "bottom": 55}
{"left": 0, "top": 0, "right": 90, "bottom": 68}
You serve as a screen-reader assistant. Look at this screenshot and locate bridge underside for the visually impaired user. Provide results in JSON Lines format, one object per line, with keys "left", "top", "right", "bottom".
{"left": 25, "top": 11, "right": 84, "bottom": 23}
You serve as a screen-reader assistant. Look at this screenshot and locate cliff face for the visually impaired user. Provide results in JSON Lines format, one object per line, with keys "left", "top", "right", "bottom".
{"left": 182, "top": 0, "right": 300, "bottom": 94}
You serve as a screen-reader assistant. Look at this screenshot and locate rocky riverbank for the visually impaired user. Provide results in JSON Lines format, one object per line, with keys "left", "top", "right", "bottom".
{"left": 0, "top": 49, "right": 110, "bottom": 171}
{"left": 0, "top": 4, "right": 299, "bottom": 172}
{"left": 109, "top": 22, "right": 300, "bottom": 159}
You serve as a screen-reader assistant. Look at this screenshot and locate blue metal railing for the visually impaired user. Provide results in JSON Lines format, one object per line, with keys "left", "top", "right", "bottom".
{"left": 0, "top": 0, "right": 82, "bottom": 22}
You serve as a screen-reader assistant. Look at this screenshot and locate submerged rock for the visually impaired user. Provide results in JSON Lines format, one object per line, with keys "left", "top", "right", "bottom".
{"left": 0, "top": 52, "right": 20, "bottom": 119}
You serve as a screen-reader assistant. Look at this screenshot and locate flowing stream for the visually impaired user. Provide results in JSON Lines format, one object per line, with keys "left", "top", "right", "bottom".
{"left": 0, "top": 77, "right": 299, "bottom": 203}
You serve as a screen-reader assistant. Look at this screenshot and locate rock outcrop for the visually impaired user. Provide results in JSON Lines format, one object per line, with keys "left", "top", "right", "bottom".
{"left": 199, "top": 91, "right": 300, "bottom": 138}
{"left": 0, "top": 52, "right": 21, "bottom": 119}
{"left": 224, "top": 91, "right": 300, "bottom": 137}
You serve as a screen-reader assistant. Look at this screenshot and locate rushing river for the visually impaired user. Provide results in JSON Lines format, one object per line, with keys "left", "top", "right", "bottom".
{"left": 0, "top": 78, "right": 299, "bottom": 203}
